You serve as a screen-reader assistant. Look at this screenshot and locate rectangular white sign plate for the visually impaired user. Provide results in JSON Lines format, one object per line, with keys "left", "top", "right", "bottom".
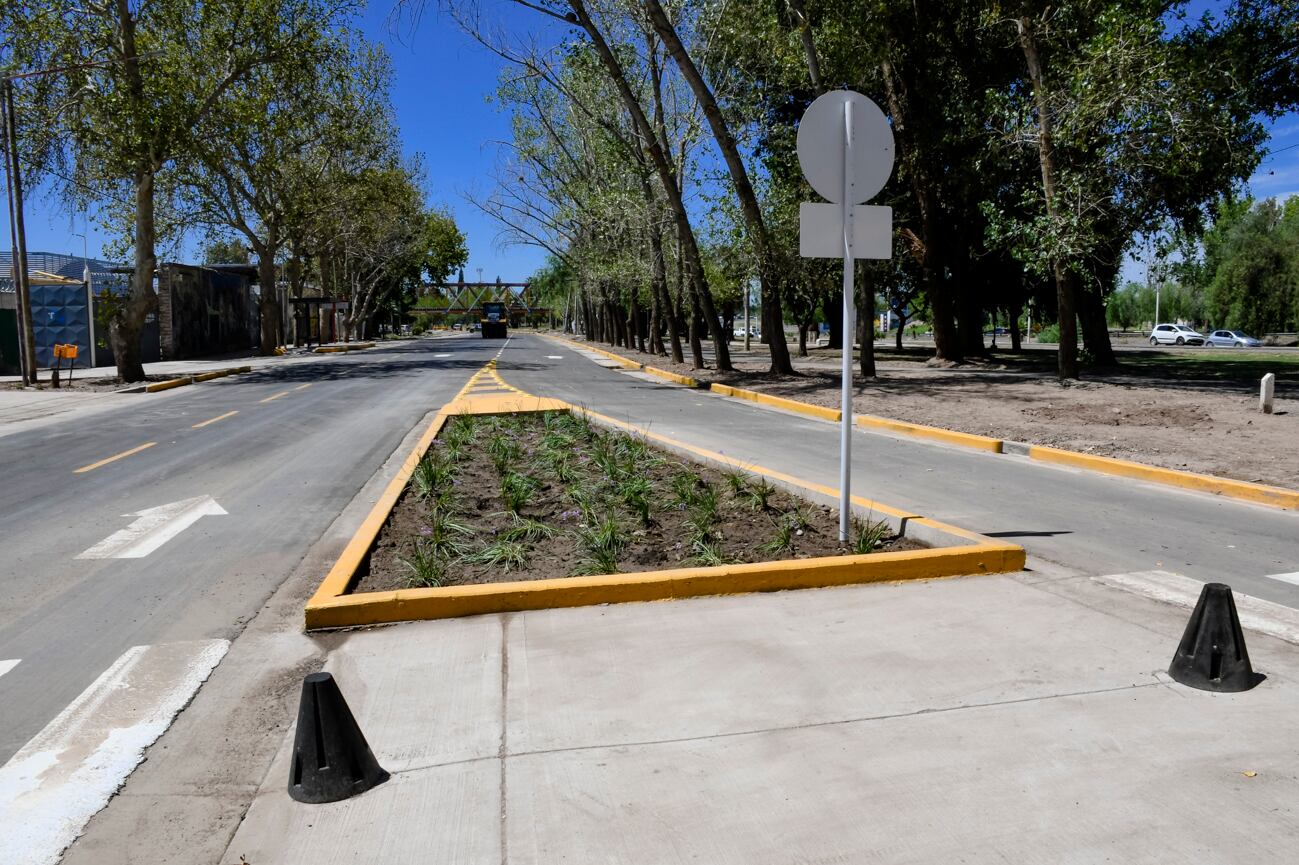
{"left": 799, "top": 203, "right": 892, "bottom": 259}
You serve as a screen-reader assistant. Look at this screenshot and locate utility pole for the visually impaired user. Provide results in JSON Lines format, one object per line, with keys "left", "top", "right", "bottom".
{"left": 74, "top": 230, "right": 96, "bottom": 367}
{"left": 2, "top": 79, "right": 37, "bottom": 384}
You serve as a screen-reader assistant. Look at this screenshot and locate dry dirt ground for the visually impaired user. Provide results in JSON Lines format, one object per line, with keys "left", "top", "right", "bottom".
{"left": 560, "top": 335, "right": 1299, "bottom": 491}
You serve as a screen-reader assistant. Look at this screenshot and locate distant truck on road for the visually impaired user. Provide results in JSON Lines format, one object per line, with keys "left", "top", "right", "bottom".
{"left": 481, "top": 302, "right": 508, "bottom": 339}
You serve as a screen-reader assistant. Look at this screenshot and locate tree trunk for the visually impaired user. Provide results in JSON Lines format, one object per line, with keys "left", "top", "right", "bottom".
{"left": 1078, "top": 280, "right": 1117, "bottom": 365}
{"left": 1019, "top": 17, "right": 1078, "bottom": 380}
{"left": 880, "top": 56, "right": 962, "bottom": 363}
{"left": 112, "top": 164, "right": 159, "bottom": 382}
{"left": 642, "top": 0, "right": 788, "bottom": 374}
{"left": 797, "top": 322, "right": 808, "bottom": 357}
{"left": 568, "top": 0, "right": 726, "bottom": 369}
{"left": 858, "top": 276, "right": 876, "bottom": 378}
{"left": 255, "top": 244, "right": 280, "bottom": 355}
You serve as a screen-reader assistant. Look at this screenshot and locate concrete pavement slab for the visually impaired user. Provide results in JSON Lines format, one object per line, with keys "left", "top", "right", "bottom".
{"left": 219, "top": 568, "right": 1299, "bottom": 863}
{"left": 505, "top": 574, "right": 1162, "bottom": 754}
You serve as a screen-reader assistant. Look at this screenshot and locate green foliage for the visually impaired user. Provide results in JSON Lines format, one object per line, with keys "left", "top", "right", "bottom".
{"left": 411, "top": 451, "right": 454, "bottom": 500}
{"left": 759, "top": 520, "right": 795, "bottom": 556}
{"left": 399, "top": 540, "right": 447, "bottom": 588}
{"left": 742, "top": 478, "right": 777, "bottom": 512}
{"left": 499, "top": 472, "right": 539, "bottom": 514}
{"left": 852, "top": 518, "right": 892, "bottom": 555}
{"left": 462, "top": 540, "right": 529, "bottom": 571}
{"left": 689, "top": 539, "right": 734, "bottom": 567}
{"left": 419, "top": 510, "right": 473, "bottom": 559}
{"left": 500, "top": 515, "right": 558, "bottom": 543}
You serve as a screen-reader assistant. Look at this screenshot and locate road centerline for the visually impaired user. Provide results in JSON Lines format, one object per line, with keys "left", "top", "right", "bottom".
{"left": 73, "top": 442, "right": 156, "bottom": 474}
{"left": 293, "top": 383, "right": 313, "bottom": 391}
{"left": 192, "top": 410, "right": 238, "bottom": 429}
{"left": 259, "top": 390, "right": 292, "bottom": 403}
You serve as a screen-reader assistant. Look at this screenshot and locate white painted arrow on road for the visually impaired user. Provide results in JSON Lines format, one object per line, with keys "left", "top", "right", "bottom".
{"left": 76, "top": 496, "right": 227, "bottom": 560}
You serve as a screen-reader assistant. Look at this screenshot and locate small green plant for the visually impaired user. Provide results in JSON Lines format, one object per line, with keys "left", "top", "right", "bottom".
{"left": 689, "top": 483, "right": 719, "bottom": 524}
{"left": 487, "top": 434, "right": 521, "bottom": 475}
{"left": 743, "top": 478, "right": 777, "bottom": 512}
{"left": 682, "top": 511, "right": 715, "bottom": 546}
{"left": 723, "top": 470, "right": 751, "bottom": 498}
{"left": 444, "top": 415, "right": 478, "bottom": 448}
{"left": 462, "top": 540, "right": 529, "bottom": 570}
{"left": 689, "top": 539, "right": 733, "bottom": 567}
{"left": 421, "top": 509, "right": 473, "bottom": 557}
{"left": 500, "top": 472, "right": 539, "bottom": 514}
{"left": 759, "top": 520, "right": 795, "bottom": 556}
{"left": 399, "top": 540, "right": 447, "bottom": 588}
{"left": 571, "top": 546, "right": 620, "bottom": 576}
{"left": 501, "top": 514, "right": 558, "bottom": 543}
{"left": 617, "top": 475, "right": 655, "bottom": 525}
{"left": 411, "top": 452, "right": 455, "bottom": 499}
{"left": 787, "top": 505, "right": 812, "bottom": 533}
{"left": 852, "top": 517, "right": 892, "bottom": 554}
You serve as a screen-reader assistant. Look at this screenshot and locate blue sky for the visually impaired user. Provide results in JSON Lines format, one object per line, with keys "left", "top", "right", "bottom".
{"left": 16, "top": 0, "right": 1299, "bottom": 285}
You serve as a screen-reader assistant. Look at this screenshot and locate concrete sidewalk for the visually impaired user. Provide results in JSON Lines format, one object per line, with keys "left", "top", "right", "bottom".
{"left": 219, "top": 568, "right": 1299, "bottom": 864}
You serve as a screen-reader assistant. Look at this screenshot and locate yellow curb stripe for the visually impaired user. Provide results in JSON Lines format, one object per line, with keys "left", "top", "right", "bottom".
{"left": 193, "top": 370, "right": 230, "bottom": 383}
{"left": 1027, "top": 444, "right": 1299, "bottom": 510}
{"left": 641, "top": 365, "right": 700, "bottom": 388}
{"left": 259, "top": 390, "right": 291, "bottom": 404}
{"left": 305, "top": 544, "right": 1025, "bottom": 629}
{"left": 192, "top": 410, "right": 238, "bottom": 429}
{"left": 710, "top": 383, "right": 842, "bottom": 422}
{"left": 856, "top": 415, "right": 1004, "bottom": 453}
{"left": 144, "top": 377, "right": 193, "bottom": 393}
{"left": 73, "top": 441, "right": 156, "bottom": 474}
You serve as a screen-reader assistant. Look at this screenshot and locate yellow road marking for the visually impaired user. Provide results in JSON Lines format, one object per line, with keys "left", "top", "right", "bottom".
{"left": 73, "top": 442, "right": 156, "bottom": 474}
{"left": 294, "top": 382, "right": 313, "bottom": 391}
{"left": 192, "top": 410, "right": 238, "bottom": 429}
{"left": 259, "top": 390, "right": 291, "bottom": 403}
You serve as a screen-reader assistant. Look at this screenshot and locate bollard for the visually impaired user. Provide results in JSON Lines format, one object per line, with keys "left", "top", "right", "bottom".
{"left": 1260, "top": 373, "right": 1274, "bottom": 414}
{"left": 288, "top": 672, "right": 389, "bottom": 803}
{"left": 1168, "top": 583, "right": 1260, "bottom": 692}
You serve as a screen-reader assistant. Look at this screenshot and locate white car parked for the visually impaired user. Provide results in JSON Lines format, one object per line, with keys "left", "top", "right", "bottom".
{"left": 1149, "top": 323, "right": 1205, "bottom": 346}
{"left": 1204, "top": 329, "right": 1262, "bottom": 348}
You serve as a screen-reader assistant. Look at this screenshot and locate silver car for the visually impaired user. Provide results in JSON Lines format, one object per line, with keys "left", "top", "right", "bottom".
{"left": 1149, "top": 323, "right": 1205, "bottom": 346}
{"left": 1204, "top": 329, "right": 1262, "bottom": 348}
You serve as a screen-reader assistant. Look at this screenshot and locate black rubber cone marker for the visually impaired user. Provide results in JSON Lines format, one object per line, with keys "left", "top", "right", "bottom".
{"left": 288, "top": 672, "right": 390, "bottom": 803}
{"left": 1168, "top": 582, "right": 1259, "bottom": 692}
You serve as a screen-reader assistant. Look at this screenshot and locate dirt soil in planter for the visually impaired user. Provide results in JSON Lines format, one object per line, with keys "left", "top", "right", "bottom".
{"left": 355, "top": 411, "right": 923, "bottom": 593}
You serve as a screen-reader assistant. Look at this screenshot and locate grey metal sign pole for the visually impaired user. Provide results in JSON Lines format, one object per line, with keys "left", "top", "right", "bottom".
{"left": 797, "top": 90, "right": 895, "bottom": 542}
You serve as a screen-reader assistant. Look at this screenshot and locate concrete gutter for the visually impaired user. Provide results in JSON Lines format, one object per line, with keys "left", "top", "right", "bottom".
{"left": 304, "top": 361, "right": 1025, "bottom": 630}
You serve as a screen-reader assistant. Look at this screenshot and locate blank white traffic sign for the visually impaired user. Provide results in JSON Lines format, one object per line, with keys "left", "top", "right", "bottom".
{"left": 796, "top": 91, "right": 894, "bottom": 204}
{"left": 799, "top": 203, "right": 892, "bottom": 259}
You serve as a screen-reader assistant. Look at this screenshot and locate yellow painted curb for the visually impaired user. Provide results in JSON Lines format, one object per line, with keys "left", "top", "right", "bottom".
{"left": 305, "top": 362, "right": 1025, "bottom": 630}
{"left": 305, "top": 544, "right": 1025, "bottom": 628}
{"left": 314, "top": 342, "right": 376, "bottom": 354}
{"left": 145, "top": 376, "right": 193, "bottom": 393}
{"left": 856, "top": 415, "right": 1004, "bottom": 453}
{"left": 710, "top": 383, "right": 841, "bottom": 422}
{"left": 1027, "top": 444, "right": 1299, "bottom": 510}
{"left": 193, "top": 369, "right": 239, "bottom": 382}
{"left": 641, "top": 365, "right": 701, "bottom": 388}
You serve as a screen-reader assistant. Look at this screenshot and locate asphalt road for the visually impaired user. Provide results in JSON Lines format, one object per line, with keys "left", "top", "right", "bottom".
{"left": 0, "top": 335, "right": 493, "bottom": 764}
{"left": 503, "top": 334, "right": 1299, "bottom": 601}
{"left": 4, "top": 330, "right": 1297, "bottom": 768}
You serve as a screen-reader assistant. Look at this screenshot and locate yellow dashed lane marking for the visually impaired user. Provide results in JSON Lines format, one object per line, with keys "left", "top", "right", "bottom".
{"left": 192, "top": 410, "right": 238, "bottom": 429}
{"left": 294, "top": 383, "right": 313, "bottom": 391}
{"left": 259, "top": 390, "right": 291, "bottom": 403}
{"left": 73, "top": 442, "right": 156, "bottom": 474}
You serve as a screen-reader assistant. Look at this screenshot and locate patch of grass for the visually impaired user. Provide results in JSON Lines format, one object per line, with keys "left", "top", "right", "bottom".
{"left": 411, "top": 452, "right": 455, "bottom": 500}
{"left": 689, "top": 539, "right": 734, "bottom": 567}
{"left": 444, "top": 415, "right": 478, "bottom": 449}
{"left": 500, "top": 514, "right": 558, "bottom": 543}
{"left": 500, "top": 472, "right": 539, "bottom": 514}
{"left": 743, "top": 478, "right": 777, "bottom": 512}
{"left": 787, "top": 504, "right": 813, "bottom": 532}
{"left": 487, "top": 434, "right": 521, "bottom": 475}
{"left": 617, "top": 475, "right": 655, "bottom": 525}
{"left": 577, "top": 513, "right": 629, "bottom": 556}
{"left": 852, "top": 517, "right": 892, "bottom": 554}
{"left": 399, "top": 540, "right": 447, "bottom": 588}
{"left": 571, "top": 547, "right": 620, "bottom": 576}
{"left": 759, "top": 520, "right": 795, "bottom": 556}
{"left": 723, "top": 469, "right": 751, "bottom": 498}
{"left": 420, "top": 509, "right": 473, "bottom": 557}
{"left": 462, "top": 539, "right": 529, "bottom": 570}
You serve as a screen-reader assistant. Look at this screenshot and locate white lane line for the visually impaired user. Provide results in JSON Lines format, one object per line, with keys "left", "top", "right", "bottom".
{"left": 547, "top": 355, "right": 563, "bottom": 359}
{"left": 434, "top": 353, "right": 451, "bottom": 358}
{"left": 1094, "top": 570, "right": 1299, "bottom": 645}
{"left": 76, "top": 495, "right": 227, "bottom": 560}
{"left": 0, "top": 659, "right": 19, "bottom": 679}
{"left": 0, "top": 639, "right": 229, "bottom": 864}
{"left": 1264, "top": 572, "right": 1299, "bottom": 586}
